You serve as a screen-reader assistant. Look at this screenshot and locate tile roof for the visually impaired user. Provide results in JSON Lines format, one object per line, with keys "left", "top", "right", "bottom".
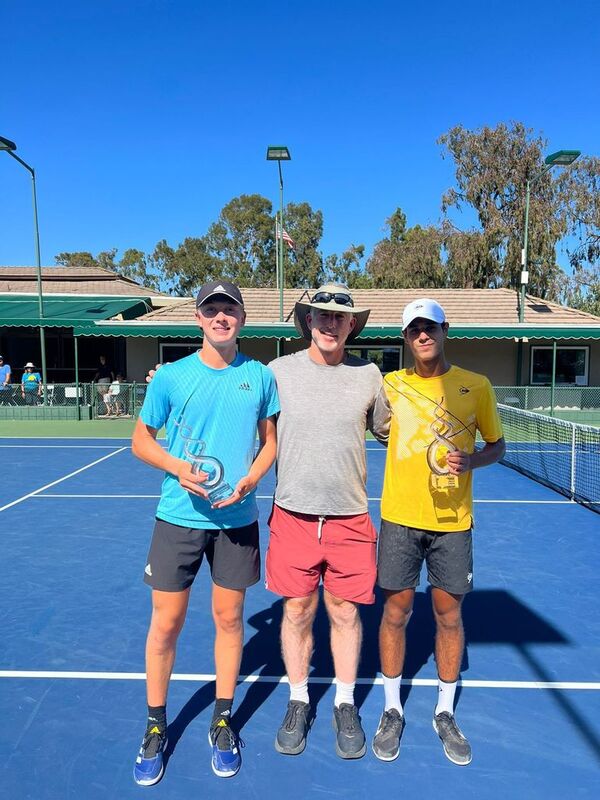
{"left": 135, "top": 287, "right": 600, "bottom": 327}
{"left": 0, "top": 266, "right": 169, "bottom": 298}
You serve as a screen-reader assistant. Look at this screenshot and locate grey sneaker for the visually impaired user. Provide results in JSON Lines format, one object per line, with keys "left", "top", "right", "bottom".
{"left": 372, "top": 708, "right": 405, "bottom": 761}
{"left": 332, "top": 704, "right": 366, "bottom": 759}
{"left": 432, "top": 711, "right": 472, "bottom": 765}
{"left": 275, "top": 701, "right": 312, "bottom": 755}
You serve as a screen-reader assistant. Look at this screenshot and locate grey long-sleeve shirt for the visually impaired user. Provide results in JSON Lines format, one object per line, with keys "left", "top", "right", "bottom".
{"left": 269, "top": 349, "right": 390, "bottom": 516}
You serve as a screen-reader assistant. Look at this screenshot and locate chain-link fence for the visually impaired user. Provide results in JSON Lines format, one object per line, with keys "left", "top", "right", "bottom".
{"left": 494, "top": 386, "right": 600, "bottom": 426}
{"left": 1, "top": 380, "right": 599, "bottom": 426}
{"left": 88, "top": 382, "right": 148, "bottom": 418}
{"left": 0, "top": 382, "right": 149, "bottom": 420}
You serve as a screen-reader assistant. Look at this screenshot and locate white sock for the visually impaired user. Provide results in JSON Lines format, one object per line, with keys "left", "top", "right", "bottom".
{"left": 334, "top": 679, "right": 355, "bottom": 708}
{"left": 289, "top": 677, "right": 309, "bottom": 704}
{"left": 382, "top": 673, "right": 403, "bottom": 715}
{"left": 435, "top": 678, "right": 458, "bottom": 716}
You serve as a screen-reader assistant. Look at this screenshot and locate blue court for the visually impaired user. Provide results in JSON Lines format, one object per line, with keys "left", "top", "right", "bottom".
{"left": 0, "top": 437, "right": 598, "bottom": 799}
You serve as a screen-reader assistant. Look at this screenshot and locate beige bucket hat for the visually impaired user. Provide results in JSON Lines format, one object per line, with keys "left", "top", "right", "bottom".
{"left": 294, "top": 283, "right": 370, "bottom": 343}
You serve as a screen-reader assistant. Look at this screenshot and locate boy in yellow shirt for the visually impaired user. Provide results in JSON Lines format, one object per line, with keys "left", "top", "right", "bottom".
{"left": 373, "top": 299, "right": 505, "bottom": 766}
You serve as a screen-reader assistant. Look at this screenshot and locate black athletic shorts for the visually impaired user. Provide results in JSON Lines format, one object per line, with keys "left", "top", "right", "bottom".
{"left": 377, "top": 520, "right": 473, "bottom": 596}
{"left": 143, "top": 518, "right": 260, "bottom": 592}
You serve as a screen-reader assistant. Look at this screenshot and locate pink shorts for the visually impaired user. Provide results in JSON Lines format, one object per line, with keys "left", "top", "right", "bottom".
{"left": 265, "top": 504, "right": 378, "bottom": 604}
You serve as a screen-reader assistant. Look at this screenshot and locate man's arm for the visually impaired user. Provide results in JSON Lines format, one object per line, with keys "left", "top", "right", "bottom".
{"left": 131, "top": 417, "right": 210, "bottom": 499}
{"left": 446, "top": 438, "right": 506, "bottom": 475}
{"left": 212, "top": 415, "right": 277, "bottom": 509}
{"left": 367, "top": 385, "right": 391, "bottom": 445}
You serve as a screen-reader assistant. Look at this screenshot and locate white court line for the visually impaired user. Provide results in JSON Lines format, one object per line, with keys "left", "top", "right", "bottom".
{"left": 0, "top": 670, "right": 597, "bottom": 690}
{"left": 0, "top": 445, "right": 123, "bottom": 449}
{"left": 32, "top": 494, "right": 576, "bottom": 505}
{"left": 473, "top": 499, "right": 572, "bottom": 504}
{"left": 0, "top": 448, "right": 128, "bottom": 513}
{"left": 34, "top": 494, "right": 160, "bottom": 498}
{"left": 0, "top": 436, "right": 136, "bottom": 446}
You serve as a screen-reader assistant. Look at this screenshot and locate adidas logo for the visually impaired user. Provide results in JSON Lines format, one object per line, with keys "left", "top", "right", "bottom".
{"left": 239, "top": 382, "right": 251, "bottom": 391}
{"left": 145, "top": 564, "right": 152, "bottom": 576}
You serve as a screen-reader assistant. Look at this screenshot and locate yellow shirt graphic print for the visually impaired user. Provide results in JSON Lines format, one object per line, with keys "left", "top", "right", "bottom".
{"left": 381, "top": 366, "right": 503, "bottom": 532}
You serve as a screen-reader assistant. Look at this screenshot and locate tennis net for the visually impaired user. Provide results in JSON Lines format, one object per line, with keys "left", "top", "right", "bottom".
{"left": 498, "top": 404, "right": 600, "bottom": 513}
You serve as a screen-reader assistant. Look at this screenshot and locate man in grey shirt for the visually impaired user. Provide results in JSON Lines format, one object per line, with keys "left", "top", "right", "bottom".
{"left": 266, "top": 284, "right": 389, "bottom": 760}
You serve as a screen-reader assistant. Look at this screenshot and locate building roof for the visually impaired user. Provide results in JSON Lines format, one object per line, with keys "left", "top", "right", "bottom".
{"left": 135, "top": 287, "right": 600, "bottom": 326}
{"left": 0, "top": 266, "right": 171, "bottom": 300}
{"left": 73, "top": 287, "right": 600, "bottom": 340}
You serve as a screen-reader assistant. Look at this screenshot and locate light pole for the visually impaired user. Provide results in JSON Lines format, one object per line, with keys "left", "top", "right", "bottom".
{"left": 0, "top": 135, "right": 48, "bottom": 403}
{"left": 520, "top": 149, "right": 581, "bottom": 323}
{"left": 266, "top": 145, "right": 291, "bottom": 323}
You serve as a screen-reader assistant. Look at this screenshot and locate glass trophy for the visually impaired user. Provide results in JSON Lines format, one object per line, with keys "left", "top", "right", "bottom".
{"left": 174, "top": 414, "right": 234, "bottom": 503}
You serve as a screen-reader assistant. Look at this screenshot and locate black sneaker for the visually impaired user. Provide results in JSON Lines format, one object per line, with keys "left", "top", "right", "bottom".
{"left": 208, "top": 718, "right": 241, "bottom": 777}
{"left": 275, "top": 700, "right": 312, "bottom": 755}
{"left": 332, "top": 704, "right": 366, "bottom": 759}
{"left": 372, "top": 709, "right": 405, "bottom": 761}
{"left": 433, "top": 711, "right": 472, "bottom": 765}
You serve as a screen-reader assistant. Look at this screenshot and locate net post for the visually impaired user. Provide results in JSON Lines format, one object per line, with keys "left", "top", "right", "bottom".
{"left": 570, "top": 422, "right": 576, "bottom": 501}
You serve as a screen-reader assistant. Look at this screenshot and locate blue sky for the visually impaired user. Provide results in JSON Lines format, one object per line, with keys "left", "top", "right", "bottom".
{"left": 1, "top": 0, "right": 599, "bottom": 271}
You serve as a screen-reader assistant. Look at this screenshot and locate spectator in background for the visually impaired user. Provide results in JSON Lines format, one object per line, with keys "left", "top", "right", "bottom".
{"left": 94, "top": 355, "right": 115, "bottom": 414}
{"left": 94, "top": 354, "right": 114, "bottom": 384}
{"left": 101, "top": 373, "right": 126, "bottom": 417}
{"left": 21, "top": 362, "right": 42, "bottom": 405}
{"left": 0, "top": 356, "right": 12, "bottom": 404}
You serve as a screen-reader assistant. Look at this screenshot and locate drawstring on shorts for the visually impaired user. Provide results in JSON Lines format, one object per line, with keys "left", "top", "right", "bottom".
{"left": 317, "top": 516, "right": 326, "bottom": 542}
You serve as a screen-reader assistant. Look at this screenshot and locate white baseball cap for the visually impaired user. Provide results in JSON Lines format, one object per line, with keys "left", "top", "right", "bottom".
{"left": 402, "top": 298, "right": 446, "bottom": 331}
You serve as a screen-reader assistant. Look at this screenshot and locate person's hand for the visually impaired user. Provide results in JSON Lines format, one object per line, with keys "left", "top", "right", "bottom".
{"left": 175, "top": 460, "right": 210, "bottom": 499}
{"left": 211, "top": 475, "right": 257, "bottom": 509}
{"left": 446, "top": 450, "right": 471, "bottom": 475}
{"left": 146, "top": 363, "right": 163, "bottom": 384}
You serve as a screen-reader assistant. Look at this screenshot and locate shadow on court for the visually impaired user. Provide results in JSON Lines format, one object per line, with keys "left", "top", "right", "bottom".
{"left": 165, "top": 587, "right": 599, "bottom": 765}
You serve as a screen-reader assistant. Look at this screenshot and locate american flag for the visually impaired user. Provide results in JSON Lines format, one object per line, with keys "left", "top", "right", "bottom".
{"left": 276, "top": 222, "right": 295, "bottom": 250}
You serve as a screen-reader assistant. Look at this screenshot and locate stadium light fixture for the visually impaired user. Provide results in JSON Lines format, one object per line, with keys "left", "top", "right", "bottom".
{"left": 520, "top": 147, "right": 581, "bottom": 323}
{"left": 0, "top": 136, "right": 17, "bottom": 151}
{"left": 266, "top": 145, "right": 291, "bottom": 325}
{"left": 0, "top": 134, "right": 48, "bottom": 400}
{"left": 266, "top": 145, "right": 291, "bottom": 161}
{"left": 544, "top": 150, "right": 581, "bottom": 167}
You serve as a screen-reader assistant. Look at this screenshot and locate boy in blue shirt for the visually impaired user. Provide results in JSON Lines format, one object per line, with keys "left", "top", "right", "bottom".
{"left": 132, "top": 281, "right": 279, "bottom": 785}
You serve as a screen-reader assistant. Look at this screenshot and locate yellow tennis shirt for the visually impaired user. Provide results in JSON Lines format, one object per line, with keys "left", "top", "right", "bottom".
{"left": 381, "top": 365, "right": 503, "bottom": 532}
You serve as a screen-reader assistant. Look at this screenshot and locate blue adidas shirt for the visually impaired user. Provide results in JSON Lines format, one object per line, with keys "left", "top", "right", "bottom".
{"left": 140, "top": 351, "right": 279, "bottom": 530}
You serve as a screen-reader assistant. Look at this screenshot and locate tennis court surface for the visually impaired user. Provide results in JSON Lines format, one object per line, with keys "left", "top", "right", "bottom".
{"left": 1, "top": 433, "right": 598, "bottom": 799}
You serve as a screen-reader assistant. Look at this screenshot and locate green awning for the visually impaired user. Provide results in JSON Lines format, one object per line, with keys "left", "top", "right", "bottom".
{"left": 0, "top": 296, "right": 151, "bottom": 328}
{"left": 352, "top": 325, "right": 600, "bottom": 340}
{"left": 360, "top": 325, "right": 600, "bottom": 340}
{"left": 72, "top": 321, "right": 600, "bottom": 340}
{"left": 448, "top": 326, "right": 600, "bottom": 340}
{"left": 73, "top": 322, "right": 300, "bottom": 338}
